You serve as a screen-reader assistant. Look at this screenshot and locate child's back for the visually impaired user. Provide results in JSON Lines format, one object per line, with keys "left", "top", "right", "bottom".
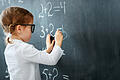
{"left": 5, "top": 39, "right": 63, "bottom": 80}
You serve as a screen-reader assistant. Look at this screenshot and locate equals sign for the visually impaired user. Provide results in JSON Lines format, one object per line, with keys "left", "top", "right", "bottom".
{"left": 53, "top": 6, "right": 61, "bottom": 12}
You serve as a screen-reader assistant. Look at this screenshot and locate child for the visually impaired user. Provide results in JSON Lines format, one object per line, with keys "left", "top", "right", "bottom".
{"left": 0, "top": 7, "right": 63, "bottom": 80}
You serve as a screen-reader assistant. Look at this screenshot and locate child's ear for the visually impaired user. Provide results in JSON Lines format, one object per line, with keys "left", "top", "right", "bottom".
{"left": 16, "top": 25, "right": 22, "bottom": 34}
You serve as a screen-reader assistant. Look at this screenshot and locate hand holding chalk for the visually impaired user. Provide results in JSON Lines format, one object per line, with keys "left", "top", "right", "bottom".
{"left": 55, "top": 30, "right": 63, "bottom": 47}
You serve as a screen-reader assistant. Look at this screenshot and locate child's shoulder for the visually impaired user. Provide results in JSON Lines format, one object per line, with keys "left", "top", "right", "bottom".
{"left": 14, "top": 40, "right": 35, "bottom": 53}
{"left": 14, "top": 39, "right": 33, "bottom": 47}
{"left": 7, "top": 39, "right": 33, "bottom": 49}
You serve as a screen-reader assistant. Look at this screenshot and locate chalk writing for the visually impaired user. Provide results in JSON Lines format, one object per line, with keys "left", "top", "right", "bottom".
{"left": 42, "top": 68, "right": 69, "bottom": 80}
{"left": 39, "top": 1, "right": 66, "bottom": 18}
{"left": 0, "top": 0, "right": 24, "bottom": 6}
{"left": 4, "top": 68, "right": 9, "bottom": 79}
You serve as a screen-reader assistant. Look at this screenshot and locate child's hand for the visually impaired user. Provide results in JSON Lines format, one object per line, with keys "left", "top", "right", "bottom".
{"left": 55, "top": 30, "right": 63, "bottom": 47}
{"left": 46, "top": 34, "right": 55, "bottom": 53}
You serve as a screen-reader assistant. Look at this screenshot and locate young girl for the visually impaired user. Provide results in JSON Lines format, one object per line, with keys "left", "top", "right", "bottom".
{"left": 0, "top": 7, "right": 63, "bottom": 80}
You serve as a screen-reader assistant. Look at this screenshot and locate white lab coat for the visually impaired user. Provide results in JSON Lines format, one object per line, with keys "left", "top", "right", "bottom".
{"left": 4, "top": 39, "right": 64, "bottom": 80}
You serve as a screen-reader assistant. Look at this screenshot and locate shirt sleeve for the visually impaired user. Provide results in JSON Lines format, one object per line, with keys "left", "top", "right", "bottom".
{"left": 21, "top": 43, "right": 64, "bottom": 65}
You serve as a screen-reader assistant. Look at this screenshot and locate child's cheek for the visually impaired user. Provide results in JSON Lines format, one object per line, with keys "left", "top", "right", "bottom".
{"left": 28, "top": 31, "right": 32, "bottom": 40}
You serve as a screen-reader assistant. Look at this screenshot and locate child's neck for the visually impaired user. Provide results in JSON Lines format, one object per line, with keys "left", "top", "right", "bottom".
{"left": 11, "top": 35, "right": 24, "bottom": 42}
